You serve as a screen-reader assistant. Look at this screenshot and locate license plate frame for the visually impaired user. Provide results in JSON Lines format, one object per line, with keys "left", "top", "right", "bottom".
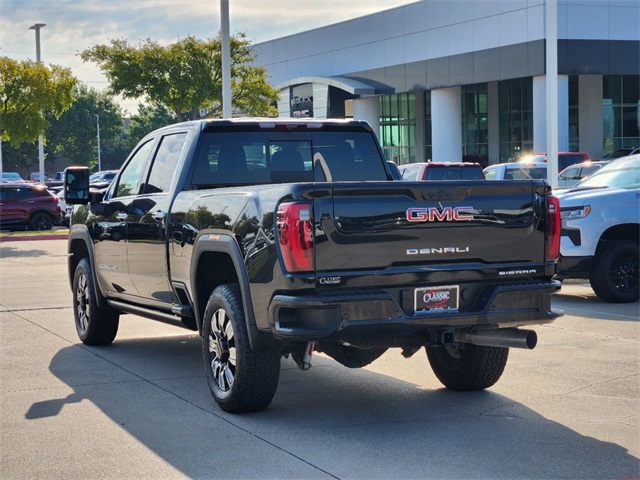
{"left": 414, "top": 285, "right": 460, "bottom": 313}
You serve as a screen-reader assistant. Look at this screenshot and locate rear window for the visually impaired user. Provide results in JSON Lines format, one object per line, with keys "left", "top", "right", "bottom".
{"left": 504, "top": 167, "right": 547, "bottom": 180}
{"left": 400, "top": 164, "right": 422, "bottom": 181}
{"left": 192, "top": 129, "right": 387, "bottom": 187}
{"left": 424, "top": 166, "right": 484, "bottom": 180}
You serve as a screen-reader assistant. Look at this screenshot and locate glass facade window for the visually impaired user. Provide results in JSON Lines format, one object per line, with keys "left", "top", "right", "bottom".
{"left": 498, "top": 78, "right": 533, "bottom": 162}
{"left": 568, "top": 75, "right": 579, "bottom": 152}
{"left": 603, "top": 75, "right": 640, "bottom": 154}
{"left": 379, "top": 93, "right": 417, "bottom": 165}
{"left": 461, "top": 83, "right": 488, "bottom": 165}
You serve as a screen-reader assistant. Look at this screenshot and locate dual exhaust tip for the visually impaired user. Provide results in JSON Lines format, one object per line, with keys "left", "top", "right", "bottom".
{"left": 458, "top": 328, "right": 538, "bottom": 350}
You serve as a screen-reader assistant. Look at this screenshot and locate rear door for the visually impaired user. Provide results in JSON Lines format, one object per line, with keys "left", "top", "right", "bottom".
{"left": 126, "top": 130, "right": 190, "bottom": 304}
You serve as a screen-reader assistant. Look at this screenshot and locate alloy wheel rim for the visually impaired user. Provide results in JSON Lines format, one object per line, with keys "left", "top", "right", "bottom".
{"left": 610, "top": 252, "right": 639, "bottom": 293}
{"left": 208, "top": 308, "right": 236, "bottom": 392}
{"left": 75, "top": 274, "right": 89, "bottom": 332}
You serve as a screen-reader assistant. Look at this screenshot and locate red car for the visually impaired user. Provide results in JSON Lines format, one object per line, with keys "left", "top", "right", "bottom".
{"left": 398, "top": 162, "right": 486, "bottom": 181}
{"left": 0, "top": 184, "right": 61, "bottom": 231}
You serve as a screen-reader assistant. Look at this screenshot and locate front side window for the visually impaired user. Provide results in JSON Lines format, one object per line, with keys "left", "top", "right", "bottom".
{"left": 114, "top": 140, "right": 155, "bottom": 198}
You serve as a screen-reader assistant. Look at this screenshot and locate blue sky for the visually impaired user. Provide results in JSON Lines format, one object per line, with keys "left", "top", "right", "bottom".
{"left": 1, "top": 0, "right": 417, "bottom": 114}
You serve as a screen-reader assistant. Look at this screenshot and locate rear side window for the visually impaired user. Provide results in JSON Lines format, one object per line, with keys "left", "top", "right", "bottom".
{"left": 145, "top": 132, "right": 188, "bottom": 194}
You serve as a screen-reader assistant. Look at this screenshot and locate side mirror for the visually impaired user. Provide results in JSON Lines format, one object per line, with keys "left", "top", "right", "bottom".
{"left": 63, "top": 167, "right": 90, "bottom": 205}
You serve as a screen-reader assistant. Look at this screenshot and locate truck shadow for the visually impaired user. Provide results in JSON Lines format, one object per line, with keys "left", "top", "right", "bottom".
{"left": 30, "top": 335, "right": 639, "bottom": 479}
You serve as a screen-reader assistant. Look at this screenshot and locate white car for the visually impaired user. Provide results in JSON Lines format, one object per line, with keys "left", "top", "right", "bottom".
{"left": 483, "top": 162, "right": 548, "bottom": 180}
{"left": 557, "top": 161, "right": 609, "bottom": 187}
{"left": 554, "top": 156, "right": 639, "bottom": 303}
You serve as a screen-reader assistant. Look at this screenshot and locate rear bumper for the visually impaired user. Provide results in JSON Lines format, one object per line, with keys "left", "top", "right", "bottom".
{"left": 267, "top": 280, "right": 562, "bottom": 342}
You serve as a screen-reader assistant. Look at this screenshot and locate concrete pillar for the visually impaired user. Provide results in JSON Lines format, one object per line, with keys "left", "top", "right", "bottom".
{"left": 278, "top": 88, "right": 291, "bottom": 118}
{"left": 533, "top": 74, "right": 569, "bottom": 153}
{"left": 487, "top": 82, "right": 499, "bottom": 165}
{"left": 558, "top": 75, "right": 569, "bottom": 152}
{"left": 533, "top": 76, "right": 547, "bottom": 153}
{"left": 431, "top": 86, "right": 462, "bottom": 162}
{"left": 353, "top": 97, "right": 381, "bottom": 141}
{"left": 415, "top": 91, "right": 426, "bottom": 163}
{"left": 579, "top": 75, "right": 604, "bottom": 159}
{"left": 313, "top": 84, "right": 329, "bottom": 119}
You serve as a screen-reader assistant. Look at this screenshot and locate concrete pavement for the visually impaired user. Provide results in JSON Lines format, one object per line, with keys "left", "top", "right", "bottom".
{"left": 1, "top": 239, "right": 638, "bottom": 479}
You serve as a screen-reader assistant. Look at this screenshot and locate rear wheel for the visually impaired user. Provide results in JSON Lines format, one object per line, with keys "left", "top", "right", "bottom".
{"left": 72, "top": 258, "right": 119, "bottom": 345}
{"left": 426, "top": 343, "right": 508, "bottom": 391}
{"left": 29, "top": 212, "right": 53, "bottom": 231}
{"left": 590, "top": 239, "right": 639, "bottom": 303}
{"left": 202, "top": 284, "right": 280, "bottom": 413}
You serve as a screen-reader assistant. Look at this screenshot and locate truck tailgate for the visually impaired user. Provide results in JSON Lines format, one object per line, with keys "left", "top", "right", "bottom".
{"left": 315, "top": 181, "right": 550, "bottom": 274}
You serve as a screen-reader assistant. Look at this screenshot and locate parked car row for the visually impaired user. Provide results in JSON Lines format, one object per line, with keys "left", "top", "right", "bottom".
{"left": 0, "top": 183, "right": 62, "bottom": 231}
{"left": 395, "top": 155, "right": 638, "bottom": 304}
{"left": 0, "top": 169, "right": 118, "bottom": 231}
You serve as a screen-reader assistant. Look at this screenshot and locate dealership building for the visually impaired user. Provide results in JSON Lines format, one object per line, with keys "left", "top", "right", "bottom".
{"left": 253, "top": 0, "right": 640, "bottom": 167}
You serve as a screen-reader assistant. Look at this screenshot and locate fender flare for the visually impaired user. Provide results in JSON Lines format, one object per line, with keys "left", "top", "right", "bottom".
{"left": 191, "top": 233, "right": 277, "bottom": 352}
{"left": 67, "top": 225, "right": 110, "bottom": 309}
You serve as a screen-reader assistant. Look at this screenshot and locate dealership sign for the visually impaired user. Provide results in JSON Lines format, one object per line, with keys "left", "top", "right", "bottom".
{"left": 290, "top": 84, "right": 313, "bottom": 118}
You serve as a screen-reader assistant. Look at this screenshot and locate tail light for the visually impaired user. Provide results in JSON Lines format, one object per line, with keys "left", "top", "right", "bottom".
{"left": 547, "top": 196, "right": 561, "bottom": 261}
{"left": 277, "top": 201, "right": 313, "bottom": 273}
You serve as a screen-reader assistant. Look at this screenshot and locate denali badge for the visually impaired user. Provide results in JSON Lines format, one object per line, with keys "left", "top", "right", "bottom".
{"left": 407, "top": 247, "right": 470, "bottom": 255}
{"left": 407, "top": 206, "right": 474, "bottom": 222}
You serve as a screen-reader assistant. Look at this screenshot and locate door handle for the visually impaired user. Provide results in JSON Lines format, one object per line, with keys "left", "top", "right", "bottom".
{"left": 116, "top": 213, "right": 128, "bottom": 220}
{"left": 152, "top": 211, "right": 167, "bottom": 221}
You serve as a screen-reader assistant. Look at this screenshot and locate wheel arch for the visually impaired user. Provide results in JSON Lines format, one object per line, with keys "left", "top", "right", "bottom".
{"left": 191, "top": 233, "right": 277, "bottom": 352}
{"left": 28, "top": 209, "right": 55, "bottom": 226}
{"left": 594, "top": 223, "right": 640, "bottom": 260}
{"left": 68, "top": 226, "right": 109, "bottom": 309}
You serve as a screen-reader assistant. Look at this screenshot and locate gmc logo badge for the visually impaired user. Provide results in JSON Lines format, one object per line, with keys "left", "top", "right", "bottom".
{"left": 406, "top": 206, "right": 474, "bottom": 222}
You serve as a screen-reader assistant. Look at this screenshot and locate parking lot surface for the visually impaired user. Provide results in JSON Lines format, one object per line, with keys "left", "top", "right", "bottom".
{"left": 1, "top": 239, "right": 639, "bottom": 479}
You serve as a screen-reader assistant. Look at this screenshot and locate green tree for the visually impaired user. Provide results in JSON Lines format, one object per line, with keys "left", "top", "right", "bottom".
{"left": 0, "top": 57, "right": 77, "bottom": 146}
{"left": 81, "top": 34, "right": 279, "bottom": 121}
{"left": 46, "top": 84, "right": 128, "bottom": 169}
{"left": 126, "top": 102, "right": 177, "bottom": 151}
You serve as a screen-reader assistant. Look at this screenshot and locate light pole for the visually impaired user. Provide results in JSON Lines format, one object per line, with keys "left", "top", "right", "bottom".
{"left": 30, "top": 23, "right": 46, "bottom": 185}
{"left": 96, "top": 114, "right": 102, "bottom": 171}
{"left": 220, "top": 0, "right": 232, "bottom": 118}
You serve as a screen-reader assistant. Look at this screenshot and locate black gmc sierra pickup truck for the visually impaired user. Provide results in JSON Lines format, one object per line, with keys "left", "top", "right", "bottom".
{"left": 64, "top": 118, "right": 562, "bottom": 413}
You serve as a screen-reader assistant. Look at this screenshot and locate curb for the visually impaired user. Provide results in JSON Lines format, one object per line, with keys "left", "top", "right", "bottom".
{"left": 0, "top": 234, "right": 68, "bottom": 242}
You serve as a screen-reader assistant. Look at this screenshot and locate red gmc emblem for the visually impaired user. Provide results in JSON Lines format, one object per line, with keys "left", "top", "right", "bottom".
{"left": 406, "top": 206, "right": 474, "bottom": 222}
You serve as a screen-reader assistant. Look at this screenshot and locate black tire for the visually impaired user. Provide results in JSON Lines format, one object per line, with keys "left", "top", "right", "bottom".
{"left": 29, "top": 212, "right": 53, "bottom": 231}
{"left": 72, "top": 258, "right": 119, "bottom": 345}
{"left": 426, "top": 343, "right": 509, "bottom": 391}
{"left": 202, "top": 284, "right": 280, "bottom": 413}
{"left": 590, "top": 239, "right": 639, "bottom": 303}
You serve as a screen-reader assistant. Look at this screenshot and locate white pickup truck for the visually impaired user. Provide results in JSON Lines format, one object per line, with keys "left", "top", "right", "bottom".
{"left": 554, "top": 155, "right": 639, "bottom": 303}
